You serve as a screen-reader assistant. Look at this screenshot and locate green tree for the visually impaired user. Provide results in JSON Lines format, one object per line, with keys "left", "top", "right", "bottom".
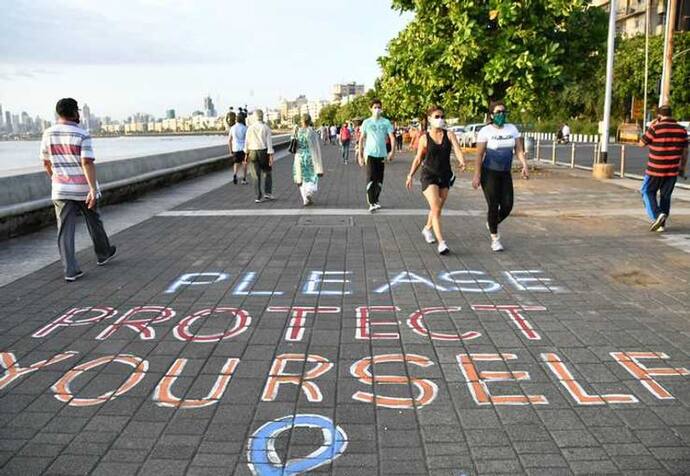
{"left": 317, "top": 104, "right": 340, "bottom": 126}
{"left": 613, "top": 32, "right": 690, "bottom": 120}
{"left": 379, "top": 0, "right": 608, "bottom": 120}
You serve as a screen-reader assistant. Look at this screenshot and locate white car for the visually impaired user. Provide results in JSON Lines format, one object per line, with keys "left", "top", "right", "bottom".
{"left": 461, "top": 123, "right": 486, "bottom": 147}
{"left": 448, "top": 125, "right": 465, "bottom": 143}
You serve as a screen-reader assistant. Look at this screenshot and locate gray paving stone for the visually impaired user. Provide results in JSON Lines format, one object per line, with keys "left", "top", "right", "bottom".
{"left": 2, "top": 148, "right": 690, "bottom": 475}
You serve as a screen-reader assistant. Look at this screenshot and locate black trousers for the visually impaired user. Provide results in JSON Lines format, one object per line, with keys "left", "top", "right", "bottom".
{"left": 480, "top": 168, "right": 513, "bottom": 234}
{"left": 366, "top": 157, "right": 385, "bottom": 205}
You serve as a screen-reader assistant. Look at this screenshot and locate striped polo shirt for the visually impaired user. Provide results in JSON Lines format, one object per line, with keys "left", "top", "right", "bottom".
{"left": 641, "top": 118, "right": 688, "bottom": 177}
{"left": 40, "top": 121, "right": 95, "bottom": 201}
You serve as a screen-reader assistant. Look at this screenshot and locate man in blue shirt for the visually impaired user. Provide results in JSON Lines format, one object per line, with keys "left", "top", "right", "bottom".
{"left": 357, "top": 98, "right": 395, "bottom": 212}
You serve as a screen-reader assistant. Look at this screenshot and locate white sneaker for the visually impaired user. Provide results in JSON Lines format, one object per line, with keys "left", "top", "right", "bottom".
{"left": 374, "top": 203, "right": 382, "bottom": 210}
{"left": 437, "top": 241, "right": 450, "bottom": 255}
{"left": 368, "top": 204, "right": 376, "bottom": 213}
{"left": 422, "top": 227, "right": 436, "bottom": 244}
{"left": 264, "top": 193, "right": 275, "bottom": 200}
{"left": 491, "top": 236, "right": 504, "bottom": 252}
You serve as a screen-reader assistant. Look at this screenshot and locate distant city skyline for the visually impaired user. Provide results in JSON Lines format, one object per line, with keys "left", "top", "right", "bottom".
{"left": 0, "top": 0, "right": 412, "bottom": 121}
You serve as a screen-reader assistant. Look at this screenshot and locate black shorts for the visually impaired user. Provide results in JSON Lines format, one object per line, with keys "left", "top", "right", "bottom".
{"left": 421, "top": 171, "right": 455, "bottom": 192}
{"left": 233, "top": 151, "right": 246, "bottom": 164}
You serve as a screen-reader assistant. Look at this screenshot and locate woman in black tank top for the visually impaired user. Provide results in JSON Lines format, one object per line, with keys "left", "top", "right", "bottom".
{"left": 406, "top": 105, "right": 467, "bottom": 255}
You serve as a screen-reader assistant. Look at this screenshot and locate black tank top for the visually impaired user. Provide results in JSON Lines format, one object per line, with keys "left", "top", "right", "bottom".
{"left": 423, "top": 130, "right": 452, "bottom": 176}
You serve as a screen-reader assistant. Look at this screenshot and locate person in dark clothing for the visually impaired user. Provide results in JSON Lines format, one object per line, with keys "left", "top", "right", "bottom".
{"left": 406, "top": 105, "right": 466, "bottom": 255}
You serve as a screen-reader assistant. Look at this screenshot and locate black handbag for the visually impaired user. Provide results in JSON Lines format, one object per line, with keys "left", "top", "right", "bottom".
{"left": 288, "top": 128, "right": 298, "bottom": 154}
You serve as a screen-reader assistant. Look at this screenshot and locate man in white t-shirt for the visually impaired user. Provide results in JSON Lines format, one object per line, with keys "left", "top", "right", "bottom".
{"left": 561, "top": 123, "right": 571, "bottom": 143}
{"left": 229, "top": 112, "right": 248, "bottom": 184}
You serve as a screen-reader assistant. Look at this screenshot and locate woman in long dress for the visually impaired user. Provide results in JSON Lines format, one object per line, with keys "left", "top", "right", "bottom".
{"left": 293, "top": 114, "right": 324, "bottom": 206}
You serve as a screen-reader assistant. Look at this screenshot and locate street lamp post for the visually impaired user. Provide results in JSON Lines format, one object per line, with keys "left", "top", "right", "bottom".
{"left": 599, "top": 0, "right": 617, "bottom": 165}
{"left": 659, "top": 0, "right": 679, "bottom": 106}
{"left": 643, "top": 0, "right": 651, "bottom": 125}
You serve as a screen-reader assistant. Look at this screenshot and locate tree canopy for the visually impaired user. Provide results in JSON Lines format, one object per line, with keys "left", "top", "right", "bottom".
{"left": 378, "top": 0, "right": 608, "bottom": 121}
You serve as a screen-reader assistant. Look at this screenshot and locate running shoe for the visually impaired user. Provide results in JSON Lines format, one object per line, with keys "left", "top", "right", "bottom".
{"left": 97, "top": 246, "right": 117, "bottom": 266}
{"left": 437, "top": 241, "right": 450, "bottom": 255}
{"left": 241, "top": 179, "right": 248, "bottom": 185}
{"left": 264, "top": 194, "right": 275, "bottom": 200}
{"left": 374, "top": 203, "right": 382, "bottom": 210}
{"left": 491, "top": 236, "right": 504, "bottom": 252}
{"left": 368, "top": 204, "right": 376, "bottom": 213}
{"left": 233, "top": 175, "right": 238, "bottom": 185}
{"left": 649, "top": 213, "right": 666, "bottom": 232}
{"left": 422, "top": 227, "right": 436, "bottom": 244}
{"left": 255, "top": 197, "right": 265, "bottom": 203}
{"left": 65, "top": 271, "right": 85, "bottom": 282}
{"left": 656, "top": 226, "right": 665, "bottom": 233}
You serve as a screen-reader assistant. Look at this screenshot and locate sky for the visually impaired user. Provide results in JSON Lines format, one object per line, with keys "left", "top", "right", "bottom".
{"left": 0, "top": 0, "right": 412, "bottom": 121}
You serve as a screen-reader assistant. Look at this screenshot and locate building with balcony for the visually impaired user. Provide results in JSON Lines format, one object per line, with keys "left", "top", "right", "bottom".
{"left": 592, "top": 0, "right": 690, "bottom": 36}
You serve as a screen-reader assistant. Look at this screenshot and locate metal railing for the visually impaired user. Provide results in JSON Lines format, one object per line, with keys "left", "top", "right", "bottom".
{"left": 526, "top": 137, "right": 689, "bottom": 190}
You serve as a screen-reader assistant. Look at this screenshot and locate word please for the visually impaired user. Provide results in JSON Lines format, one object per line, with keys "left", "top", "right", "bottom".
{"left": 164, "top": 269, "right": 562, "bottom": 294}
{"left": 32, "top": 305, "right": 546, "bottom": 342}
{"left": 1, "top": 351, "right": 687, "bottom": 409}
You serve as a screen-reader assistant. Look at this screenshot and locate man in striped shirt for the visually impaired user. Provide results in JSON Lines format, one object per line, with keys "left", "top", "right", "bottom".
{"left": 639, "top": 104, "right": 688, "bottom": 232}
{"left": 41, "top": 98, "right": 116, "bottom": 281}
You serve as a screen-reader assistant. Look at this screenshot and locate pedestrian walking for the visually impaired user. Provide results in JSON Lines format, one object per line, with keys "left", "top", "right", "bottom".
{"left": 320, "top": 124, "right": 329, "bottom": 144}
{"left": 357, "top": 98, "right": 395, "bottom": 213}
{"left": 472, "top": 100, "right": 529, "bottom": 252}
{"left": 639, "top": 104, "right": 688, "bottom": 232}
{"left": 395, "top": 125, "right": 404, "bottom": 151}
{"left": 293, "top": 114, "right": 324, "bottom": 206}
{"left": 245, "top": 109, "right": 275, "bottom": 203}
{"left": 40, "top": 98, "right": 116, "bottom": 281}
{"left": 229, "top": 112, "right": 248, "bottom": 185}
{"left": 330, "top": 124, "right": 338, "bottom": 145}
{"left": 405, "top": 105, "right": 466, "bottom": 255}
{"left": 339, "top": 122, "right": 352, "bottom": 164}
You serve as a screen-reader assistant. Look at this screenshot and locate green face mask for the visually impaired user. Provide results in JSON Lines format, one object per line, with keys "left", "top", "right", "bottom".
{"left": 492, "top": 112, "right": 506, "bottom": 126}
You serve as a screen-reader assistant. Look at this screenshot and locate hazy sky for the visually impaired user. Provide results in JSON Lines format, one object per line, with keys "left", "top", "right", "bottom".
{"left": 0, "top": 0, "right": 412, "bottom": 120}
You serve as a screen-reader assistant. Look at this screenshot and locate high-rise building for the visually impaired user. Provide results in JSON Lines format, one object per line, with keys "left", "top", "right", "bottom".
{"left": 0, "top": 104, "right": 4, "bottom": 129}
{"left": 166, "top": 109, "right": 176, "bottom": 119}
{"left": 203, "top": 96, "right": 216, "bottom": 117}
{"left": 82, "top": 104, "right": 92, "bottom": 131}
{"left": 591, "top": 0, "right": 689, "bottom": 37}
{"left": 4, "top": 111, "right": 11, "bottom": 133}
{"left": 332, "top": 82, "right": 365, "bottom": 102}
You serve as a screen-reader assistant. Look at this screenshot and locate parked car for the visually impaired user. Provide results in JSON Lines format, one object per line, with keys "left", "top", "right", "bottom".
{"left": 461, "top": 123, "right": 486, "bottom": 147}
{"left": 448, "top": 125, "right": 465, "bottom": 143}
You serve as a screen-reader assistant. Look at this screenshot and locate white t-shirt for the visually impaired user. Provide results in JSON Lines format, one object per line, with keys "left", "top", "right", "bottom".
{"left": 330, "top": 126, "right": 337, "bottom": 136}
{"left": 562, "top": 125, "right": 571, "bottom": 137}
{"left": 229, "top": 123, "right": 247, "bottom": 153}
{"left": 477, "top": 123, "right": 521, "bottom": 171}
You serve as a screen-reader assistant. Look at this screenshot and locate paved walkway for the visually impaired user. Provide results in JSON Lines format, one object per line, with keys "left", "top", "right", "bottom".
{"left": 0, "top": 143, "right": 689, "bottom": 475}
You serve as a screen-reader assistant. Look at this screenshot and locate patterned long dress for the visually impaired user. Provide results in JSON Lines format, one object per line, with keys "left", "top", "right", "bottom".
{"left": 295, "top": 128, "right": 318, "bottom": 184}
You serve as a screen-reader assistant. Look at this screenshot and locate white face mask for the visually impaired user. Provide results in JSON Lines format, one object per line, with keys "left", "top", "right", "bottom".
{"left": 429, "top": 117, "right": 445, "bottom": 129}
{"left": 372, "top": 107, "right": 382, "bottom": 118}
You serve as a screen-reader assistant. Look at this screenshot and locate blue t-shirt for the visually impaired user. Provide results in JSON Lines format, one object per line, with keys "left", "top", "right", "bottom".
{"left": 477, "top": 123, "right": 521, "bottom": 171}
{"left": 361, "top": 117, "right": 394, "bottom": 159}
